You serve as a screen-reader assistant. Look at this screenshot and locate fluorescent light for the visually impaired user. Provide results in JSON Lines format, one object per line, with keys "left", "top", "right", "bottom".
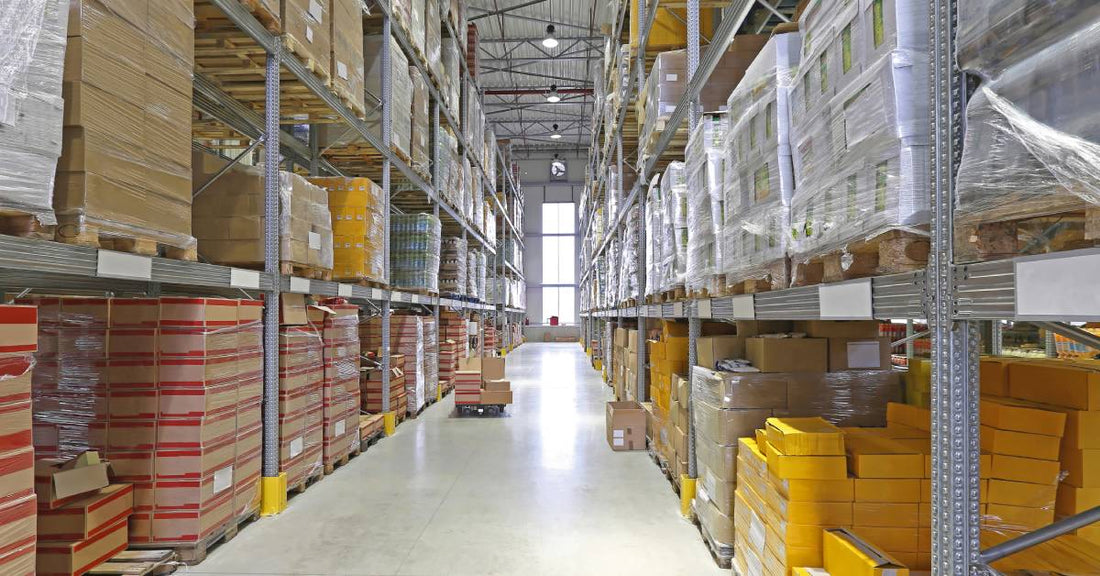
{"left": 547, "top": 85, "right": 561, "bottom": 103}
{"left": 550, "top": 123, "right": 562, "bottom": 139}
{"left": 543, "top": 25, "right": 558, "bottom": 48}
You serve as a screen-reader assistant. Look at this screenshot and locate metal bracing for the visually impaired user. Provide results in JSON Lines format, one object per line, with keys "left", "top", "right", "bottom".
{"left": 261, "top": 47, "right": 281, "bottom": 479}
{"left": 380, "top": 10, "right": 393, "bottom": 414}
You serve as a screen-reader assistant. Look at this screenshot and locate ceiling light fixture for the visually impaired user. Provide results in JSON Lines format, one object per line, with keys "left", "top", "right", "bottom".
{"left": 550, "top": 123, "right": 562, "bottom": 139}
{"left": 546, "top": 85, "right": 561, "bottom": 103}
{"left": 542, "top": 24, "right": 559, "bottom": 49}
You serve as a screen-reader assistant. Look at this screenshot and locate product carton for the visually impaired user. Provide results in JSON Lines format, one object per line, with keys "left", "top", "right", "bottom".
{"left": 34, "top": 452, "right": 110, "bottom": 509}
{"left": 766, "top": 417, "right": 845, "bottom": 456}
{"left": 37, "top": 484, "right": 134, "bottom": 541}
{"left": 854, "top": 479, "right": 921, "bottom": 503}
{"left": 827, "top": 337, "right": 892, "bottom": 371}
{"left": 0, "top": 305, "right": 37, "bottom": 353}
{"left": 746, "top": 337, "right": 828, "bottom": 372}
{"left": 606, "top": 401, "right": 646, "bottom": 451}
{"left": 846, "top": 435, "right": 924, "bottom": 478}
{"left": 696, "top": 335, "right": 745, "bottom": 369}
{"left": 1008, "top": 360, "right": 1100, "bottom": 410}
{"left": 990, "top": 454, "right": 1062, "bottom": 486}
{"left": 0, "top": 446, "right": 33, "bottom": 503}
{"left": 980, "top": 397, "right": 1066, "bottom": 438}
{"left": 852, "top": 502, "right": 921, "bottom": 527}
{"left": 280, "top": 293, "right": 308, "bottom": 325}
{"left": 0, "top": 495, "right": 36, "bottom": 573}
{"left": 36, "top": 517, "right": 129, "bottom": 576}
{"left": 797, "top": 321, "right": 881, "bottom": 339}
{"left": 479, "top": 389, "right": 512, "bottom": 405}
{"left": 980, "top": 426, "right": 1061, "bottom": 461}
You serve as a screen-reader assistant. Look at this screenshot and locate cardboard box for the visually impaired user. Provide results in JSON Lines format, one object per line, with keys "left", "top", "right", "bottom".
{"left": 854, "top": 479, "right": 921, "bottom": 503}
{"left": 765, "top": 442, "right": 848, "bottom": 480}
{"left": 0, "top": 495, "right": 36, "bottom": 573}
{"left": 771, "top": 476, "right": 855, "bottom": 502}
{"left": 690, "top": 368, "right": 789, "bottom": 409}
{"left": 987, "top": 479, "right": 1056, "bottom": 508}
{"left": 1008, "top": 360, "right": 1100, "bottom": 410}
{"left": 782, "top": 500, "right": 855, "bottom": 526}
{"left": 1062, "top": 448, "right": 1100, "bottom": 488}
{"left": 695, "top": 401, "right": 773, "bottom": 445}
{"left": 1064, "top": 409, "right": 1100, "bottom": 451}
{"left": 980, "top": 357, "right": 1014, "bottom": 397}
{"left": 38, "top": 484, "right": 133, "bottom": 542}
{"left": 736, "top": 321, "right": 794, "bottom": 337}
{"left": 606, "top": 401, "right": 646, "bottom": 451}
{"left": 852, "top": 502, "right": 920, "bottom": 527}
{"left": 827, "top": 337, "right": 891, "bottom": 371}
{"left": 483, "top": 379, "right": 510, "bottom": 392}
{"left": 991, "top": 454, "right": 1062, "bottom": 486}
{"left": 980, "top": 397, "right": 1066, "bottom": 438}
{"left": 0, "top": 305, "right": 38, "bottom": 354}
{"left": 797, "top": 321, "right": 881, "bottom": 339}
{"left": 746, "top": 337, "right": 828, "bottom": 372}
{"left": 846, "top": 435, "right": 924, "bottom": 479}
{"left": 886, "top": 402, "right": 930, "bottom": 432}
{"left": 34, "top": 452, "right": 110, "bottom": 509}
{"left": 696, "top": 335, "right": 745, "bottom": 369}
{"left": 0, "top": 446, "right": 33, "bottom": 503}
{"left": 850, "top": 526, "right": 920, "bottom": 553}
{"left": 37, "top": 517, "right": 129, "bottom": 576}
{"left": 766, "top": 417, "right": 845, "bottom": 456}
{"left": 479, "top": 389, "right": 512, "bottom": 405}
{"left": 1056, "top": 483, "right": 1100, "bottom": 516}
{"left": 280, "top": 293, "right": 308, "bottom": 325}
{"left": 980, "top": 425, "right": 1061, "bottom": 461}
{"left": 480, "top": 357, "right": 505, "bottom": 382}
{"left": 985, "top": 503, "right": 1055, "bottom": 530}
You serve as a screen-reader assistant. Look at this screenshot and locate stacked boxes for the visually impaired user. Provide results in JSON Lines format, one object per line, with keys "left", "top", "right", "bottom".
{"left": 454, "top": 357, "right": 510, "bottom": 406}
{"left": 439, "top": 339, "right": 457, "bottom": 390}
{"left": 329, "top": 0, "right": 365, "bottom": 116}
{"left": 684, "top": 116, "right": 727, "bottom": 294}
{"left": 390, "top": 214, "right": 441, "bottom": 293}
{"left": 278, "top": 304, "right": 324, "bottom": 493}
{"left": 440, "top": 237, "right": 468, "bottom": 295}
{"left": 0, "top": 0, "right": 65, "bottom": 227}
{"left": 440, "top": 309, "right": 468, "bottom": 359}
{"left": 359, "top": 356, "right": 407, "bottom": 415}
{"left": 311, "top": 177, "right": 385, "bottom": 283}
{"left": 281, "top": 0, "right": 330, "bottom": 80}
{"left": 422, "top": 316, "right": 439, "bottom": 401}
{"left": 732, "top": 437, "right": 769, "bottom": 575}
{"left": 58, "top": 0, "right": 196, "bottom": 250}
{"left": 409, "top": 66, "right": 430, "bottom": 173}
{"left": 482, "top": 324, "right": 496, "bottom": 354}
{"left": 0, "top": 305, "right": 36, "bottom": 574}
{"left": 363, "top": 315, "right": 426, "bottom": 415}
{"left": 314, "top": 302, "right": 361, "bottom": 470}
{"left": 37, "top": 480, "right": 134, "bottom": 576}
{"left": 193, "top": 154, "right": 334, "bottom": 272}
{"left": 365, "top": 35, "right": 412, "bottom": 158}
{"left": 787, "top": 0, "right": 930, "bottom": 276}
{"left": 234, "top": 301, "right": 263, "bottom": 519}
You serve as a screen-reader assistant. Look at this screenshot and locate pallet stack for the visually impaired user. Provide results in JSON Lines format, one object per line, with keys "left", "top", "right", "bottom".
{"left": 360, "top": 356, "right": 407, "bottom": 416}
{"left": 390, "top": 214, "right": 441, "bottom": 293}
{"left": 440, "top": 309, "right": 468, "bottom": 359}
{"left": 311, "top": 177, "right": 386, "bottom": 285}
{"left": 281, "top": 0, "right": 330, "bottom": 80}
{"left": 362, "top": 315, "right": 427, "bottom": 415}
{"left": 423, "top": 316, "right": 439, "bottom": 401}
{"left": 315, "top": 302, "right": 361, "bottom": 472}
{"left": 330, "top": 0, "right": 365, "bottom": 117}
{"left": 0, "top": 305, "right": 37, "bottom": 574}
{"left": 439, "top": 339, "right": 458, "bottom": 391}
{"left": 466, "top": 23, "right": 479, "bottom": 78}
{"left": 440, "top": 237, "right": 468, "bottom": 295}
{"left": 278, "top": 297, "right": 324, "bottom": 493}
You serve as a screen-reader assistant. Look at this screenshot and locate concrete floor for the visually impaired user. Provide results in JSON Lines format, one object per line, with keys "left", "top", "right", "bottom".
{"left": 190, "top": 342, "right": 726, "bottom": 576}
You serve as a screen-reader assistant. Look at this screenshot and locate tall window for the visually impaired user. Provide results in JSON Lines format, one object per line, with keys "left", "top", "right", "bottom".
{"left": 542, "top": 202, "right": 576, "bottom": 324}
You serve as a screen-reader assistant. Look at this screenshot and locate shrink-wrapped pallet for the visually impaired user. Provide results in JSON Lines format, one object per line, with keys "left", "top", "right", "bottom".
{"left": 310, "top": 177, "right": 385, "bottom": 283}
{"left": 441, "top": 36, "right": 462, "bottom": 113}
{"left": 410, "top": 66, "right": 430, "bottom": 173}
{"left": 422, "top": 316, "right": 438, "bottom": 402}
{"left": 330, "top": 0, "right": 365, "bottom": 116}
{"left": 390, "top": 214, "right": 441, "bottom": 292}
{"left": 659, "top": 163, "right": 687, "bottom": 293}
{"left": 644, "top": 176, "right": 663, "bottom": 295}
{"left": 282, "top": 0, "right": 330, "bottom": 80}
{"left": 424, "top": 0, "right": 443, "bottom": 81}
{"left": 685, "top": 117, "right": 727, "bottom": 293}
{"left": 619, "top": 206, "right": 640, "bottom": 302}
{"left": 366, "top": 35, "right": 412, "bottom": 159}
{"left": 440, "top": 236, "right": 468, "bottom": 295}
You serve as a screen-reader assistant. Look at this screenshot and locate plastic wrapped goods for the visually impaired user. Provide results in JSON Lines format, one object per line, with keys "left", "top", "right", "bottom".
{"left": 310, "top": 177, "right": 385, "bottom": 283}
{"left": 955, "top": 19, "right": 1100, "bottom": 256}
{"left": 685, "top": 116, "right": 727, "bottom": 293}
{"left": 0, "top": 0, "right": 65, "bottom": 227}
{"left": 282, "top": 0, "right": 331, "bottom": 79}
{"left": 422, "top": 316, "right": 439, "bottom": 402}
{"left": 722, "top": 32, "right": 800, "bottom": 291}
{"left": 390, "top": 315, "right": 425, "bottom": 414}
{"left": 441, "top": 37, "right": 462, "bottom": 112}
{"left": 424, "top": 0, "right": 443, "bottom": 82}
{"left": 619, "top": 206, "right": 641, "bottom": 302}
{"left": 439, "top": 236, "right": 468, "bottom": 295}
{"left": 391, "top": 214, "right": 441, "bottom": 292}
{"left": 330, "top": 0, "right": 365, "bottom": 116}
{"left": 787, "top": 0, "right": 930, "bottom": 277}
{"left": 315, "top": 302, "right": 360, "bottom": 469}
{"left": 365, "top": 35, "right": 412, "bottom": 158}
{"left": 644, "top": 176, "right": 663, "bottom": 295}
{"left": 193, "top": 153, "right": 334, "bottom": 271}
{"left": 410, "top": 66, "right": 430, "bottom": 173}
{"left": 56, "top": 0, "right": 196, "bottom": 250}
{"left": 658, "top": 163, "right": 688, "bottom": 291}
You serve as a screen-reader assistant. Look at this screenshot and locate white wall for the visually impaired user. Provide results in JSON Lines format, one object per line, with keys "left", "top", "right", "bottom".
{"left": 519, "top": 154, "right": 584, "bottom": 325}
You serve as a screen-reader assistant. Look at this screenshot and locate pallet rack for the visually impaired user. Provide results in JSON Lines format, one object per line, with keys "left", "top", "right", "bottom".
{"left": 2, "top": 0, "right": 526, "bottom": 518}
{"left": 577, "top": 0, "right": 1100, "bottom": 573}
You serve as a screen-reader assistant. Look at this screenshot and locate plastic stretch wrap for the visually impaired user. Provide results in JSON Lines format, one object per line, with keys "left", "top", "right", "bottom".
{"left": 436, "top": 127, "right": 459, "bottom": 209}
{"left": 380, "top": 315, "right": 425, "bottom": 415}
{"left": 193, "top": 157, "right": 333, "bottom": 271}
{"left": 422, "top": 316, "right": 438, "bottom": 401}
{"left": 441, "top": 37, "right": 461, "bottom": 112}
{"left": 485, "top": 129, "right": 497, "bottom": 186}
{"left": 644, "top": 177, "right": 662, "bottom": 295}
{"left": 409, "top": 66, "right": 430, "bottom": 173}
{"left": 472, "top": 173, "right": 485, "bottom": 232}
{"left": 316, "top": 302, "right": 360, "bottom": 466}
{"left": 439, "top": 236, "right": 468, "bottom": 295}
{"left": 310, "top": 177, "right": 385, "bottom": 282}
{"left": 399, "top": 0, "right": 425, "bottom": 57}
{"left": 0, "top": 0, "right": 64, "bottom": 226}
{"left": 462, "top": 157, "right": 474, "bottom": 221}
{"left": 484, "top": 201, "right": 496, "bottom": 245}
{"left": 56, "top": 0, "right": 196, "bottom": 249}
{"left": 618, "top": 206, "right": 640, "bottom": 302}
{"left": 722, "top": 33, "right": 800, "bottom": 289}
{"left": 476, "top": 250, "right": 487, "bottom": 301}
{"left": 282, "top": 0, "right": 331, "bottom": 80}
{"left": 390, "top": 214, "right": 441, "bottom": 292}
{"left": 424, "top": 0, "right": 442, "bottom": 81}
{"left": 465, "top": 78, "right": 484, "bottom": 162}
{"left": 957, "top": 0, "right": 1100, "bottom": 81}
{"left": 658, "top": 163, "right": 687, "bottom": 292}
{"left": 467, "top": 250, "right": 478, "bottom": 299}
{"left": 685, "top": 117, "right": 727, "bottom": 292}
{"left": 330, "top": 0, "right": 365, "bottom": 115}
{"left": 955, "top": 20, "right": 1100, "bottom": 233}
{"left": 787, "top": 0, "right": 930, "bottom": 267}
{"left": 365, "top": 35, "right": 412, "bottom": 158}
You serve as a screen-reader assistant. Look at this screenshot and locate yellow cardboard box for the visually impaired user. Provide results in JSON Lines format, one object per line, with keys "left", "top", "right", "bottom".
{"left": 1064, "top": 409, "right": 1100, "bottom": 451}
{"left": 739, "top": 437, "right": 767, "bottom": 472}
{"left": 985, "top": 503, "right": 1055, "bottom": 530}
{"left": 980, "top": 425, "right": 1062, "bottom": 461}
{"left": 980, "top": 397, "right": 1066, "bottom": 438}
{"left": 886, "top": 402, "right": 930, "bottom": 432}
{"left": 766, "top": 417, "right": 846, "bottom": 456}
{"left": 1062, "top": 448, "right": 1100, "bottom": 488}
{"left": 823, "top": 528, "right": 910, "bottom": 576}
{"left": 987, "top": 479, "right": 1056, "bottom": 508}
{"left": 852, "top": 502, "right": 920, "bottom": 527}
{"left": 979, "top": 356, "right": 1015, "bottom": 397}
{"left": 854, "top": 479, "right": 921, "bottom": 503}
{"left": 1008, "top": 360, "right": 1100, "bottom": 410}
{"left": 766, "top": 442, "right": 848, "bottom": 480}
{"left": 990, "top": 454, "right": 1062, "bottom": 486}
{"left": 791, "top": 569, "right": 831, "bottom": 576}
{"left": 851, "top": 526, "right": 920, "bottom": 553}
{"left": 770, "top": 475, "right": 855, "bottom": 503}
{"left": 846, "top": 435, "right": 924, "bottom": 479}
{"left": 1056, "top": 483, "right": 1100, "bottom": 516}
{"left": 778, "top": 500, "right": 854, "bottom": 526}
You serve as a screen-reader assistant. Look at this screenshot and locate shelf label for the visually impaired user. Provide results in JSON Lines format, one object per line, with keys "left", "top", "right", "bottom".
{"left": 371, "top": 288, "right": 384, "bottom": 300}
{"left": 392, "top": 292, "right": 405, "bottom": 302}
{"left": 673, "top": 302, "right": 684, "bottom": 317}
{"left": 819, "top": 279, "right": 873, "bottom": 319}
{"left": 697, "top": 299, "right": 712, "bottom": 319}
{"left": 731, "top": 295, "right": 755, "bottom": 320}
{"left": 96, "top": 250, "right": 152, "bottom": 281}
{"left": 289, "top": 277, "right": 311, "bottom": 294}
{"left": 229, "top": 268, "right": 260, "bottom": 290}
{"left": 1016, "top": 251, "right": 1100, "bottom": 318}
{"left": 337, "top": 284, "right": 353, "bottom": 297}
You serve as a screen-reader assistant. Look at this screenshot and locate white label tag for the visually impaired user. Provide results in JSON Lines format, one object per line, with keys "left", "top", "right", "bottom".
{"left": 673, "top": 302, "right": 684, "bottom": 317}
{"left": 96, "top": 250, "right": 152, "bottom": 281}
{"left": 847, "top": 340, "right": 882, "bottom": 368}
{"left": 819, "top": 278, "right": 874, "bottom": 319}
{"left": 308, "top": 231, "right": 321, "bottom": 250}
{"left": 666, "top": 73, "right": 678, "bottom": 81}
{"left": 289, "top": 276, "right": 311, "bottom": 294}
{"left": 337, "top": 61, "right": 349, "bottom": 79}
{"left": 338, "top": 283, "right": 353, "bottom": 297}
{"left": 308, "top": 0, "right": 323, "bottom": 21}
{"left": 613, "top": 437, "right": 624, "bottom": 447}
{"left": 371, "top": 288, "right": 383, "bottom": 299}
{"left": 336, "top": 420, "right": 346, "bottom": 436}
{"left": 213, "top": 465, "right": 233, "bottom": 494}
{"left": 305, "top": 25, "right": 314, "bottom": 43}
{"left": 613, "top": 429, "right": 624, "bottom": 438}
{"left": 731, "top": 294, "right": 755, "bottom": 319}
{"left": 1016, "top": 252, "right": 1100, "bottom": 319}
{"left": 290, "top": 436, "right": 304, "bottom": 458}
{"left": 697, "top": 299, "right": 712, "bottom": 318}
{"left": 230, "top": 268, "right": 261, "bottom": 289}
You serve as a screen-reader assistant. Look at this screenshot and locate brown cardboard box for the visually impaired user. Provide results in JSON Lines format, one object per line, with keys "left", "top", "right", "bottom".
{"left": 0, "top": 305, "right": 37, "bottom": 353}
{"left": 280, "top": 293, "right": 308, "bottom": 325}
{"left": 697, "top": 335, "right": 745, "bottom": 369}
{"left": 796, "top": 321, "right": 881, "bottom": 339}
{"left": 38, "top": 484, "right": 133, "bottom": 542}
{"left": 281, "top": 0, "right": 332, "bottom": 80}
{"left": 34, "top": 452, "right": 111, "bottom": 509}
{"left": 606, "top": 401, "right": 646, "bottom": 451}
{"left": 735, "top": 320, "right": 793, "bottom": 337}
{"left": 150, "top": 490, "right": 233, "bottom": 543}
{"left": 0, "top": 495, "right": 36, "bottom": 573}
{"left": 746, "top": 337, "right": 828, "bottom": 372}
{"left": 827, "top": 337, "right": 892, "bottom": 371}
{"left": 481, "top": 357, "right": 505, "bottom": 382}
{"left": 0, "top": 446, "right": 33, "bottom": 503}
{"left": 483, "top": 379, "right": 510, "bottom": 392}
{"left": 37, "top": 517, "right": 129, "bottom": 576}
{"left": 479, "top": 390, "right": 512, "bottom": 405}
{"left": 690, "top": 368, "right": 790, "bottom": 409}
{"left": 695, "top": 401, "right": 773, "bottom": 445}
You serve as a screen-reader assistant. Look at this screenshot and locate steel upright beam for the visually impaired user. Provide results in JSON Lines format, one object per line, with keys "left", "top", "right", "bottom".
{"left": 431, "top": 99, "right": 442, "bottom": 388}
{"left": 686, "top": 317, "right": 700, "bottom": 477}
{"left": 683, "top": 0, "right": 702, "bottom": 496}
{"left": 686, "top": 0, "right": 701, "bottom": 133}
{"left": 929, "top": 0, "right": 980, "bottom": 573}
{"left": 261, "top": 47, "right": 282, "bottom": 481}
{"left": 380, "top": 13, "right": 393, "bottom": 416}
{"left": 990, "top": 321, "right": 1003, "bottom": 355}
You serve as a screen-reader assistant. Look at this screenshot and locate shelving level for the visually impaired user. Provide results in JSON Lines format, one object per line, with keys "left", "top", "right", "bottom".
{"left": 579, "top": 0, "right": 1100, "bottom": 574}
{"left": 0, "top": 0, "right": 525, "bottom": 537}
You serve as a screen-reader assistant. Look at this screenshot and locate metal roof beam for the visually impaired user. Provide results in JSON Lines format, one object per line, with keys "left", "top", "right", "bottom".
{"left": 480, "top": 66, "right": 590, "bottom": 84}
{"left": 479, "top": 35, "right": 603, "bottom": 44}
{"left": 469, "top": 0, "right": 549, "bottom": 21}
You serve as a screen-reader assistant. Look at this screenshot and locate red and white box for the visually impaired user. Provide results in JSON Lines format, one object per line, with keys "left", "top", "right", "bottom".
{"left": 37, "top": 516, "right": 128, "bottom": 576}
{"left": 158, "top": 355, "right": 239, "bottom": 388}
{"left": 0, "top": 446, "right": 33, "bottom": 504}
{"left": 107, "top": 358, "right": 157, "bottom": 390}
{"left": 151, "top": 489, "right": 233, "bottom": 544}
{"left": 106, "top": 327, "right": 157, "bottom": 357}
{"left": 108, "top": 298, "right": 159, "bottom": 327}
{"left": 106, "top": 420, "right": 156, "bottom": 451}
{"left": 155, "top": 436, "right": 235, "bottom": 481}
{"left": 158, "top": 382, "right": 238, "bottom": 419}
{"left": 156, "top": 408, "right": 237, "bottom": 449}
{"left": 108, "top": 388, "right": 158, "bottom": 420}
{"left": 158, "top": 298, "right": 238, "bottom": 329}
{"left": 0, "top": 494, "right": 38, "bottom": 575}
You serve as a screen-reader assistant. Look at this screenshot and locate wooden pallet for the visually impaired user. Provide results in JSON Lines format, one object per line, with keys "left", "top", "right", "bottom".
{"left": 280, "top": 261, "right": 333, "bottom": 281}
{"left": 331, "top": 277, "right": 388, "bottom": 289}
{"left": 87, "top": 550, "right": 177, "bottom": 576}
{"left": 0, "top": 211, "right": 52, "bottom": 241}
{"left": 688, "top": 275, "right": 728, "bottom": 300}
{"left": 53, "top": 216, "right": 198, "bottom": 261}
{"left": 288, "top": 470, "right": 324, "bottom": 496}
{"left": 956, "top": 210, "right": 1100, "bottom": 264}
{"left": 661, "top": 285, "right": 686, "bottom": 302}
{"left": 323, "top": 445, "right": 360, "bottom": 475}
{"left": 697, "top": 518, "right": 734, "bottom": 569}
{"left": 725, "top": 260, "right": 789, "bottom": 295}
{"left": 283, "top": 35, "right": 331, "bottom": 84}
{"left": 133, "top": 507, "right": 260, "bottom": 566}
{"left": 792, "top": 229, "right": 930, "bottom": 287}
{"left": 331, "top": 82, "right": 367, "bottom": 120}
{"left": 238, "top": 0, "right": 280, "bottom": 33}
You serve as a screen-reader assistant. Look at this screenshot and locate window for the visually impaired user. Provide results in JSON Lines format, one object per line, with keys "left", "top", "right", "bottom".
{"left": 541, "top": 202, "right": 576, "bottom": 324}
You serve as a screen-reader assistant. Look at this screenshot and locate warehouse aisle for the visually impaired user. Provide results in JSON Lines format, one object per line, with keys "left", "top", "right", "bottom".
{"left": 192, "top": 342, "right": 724, "bottom": 576}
